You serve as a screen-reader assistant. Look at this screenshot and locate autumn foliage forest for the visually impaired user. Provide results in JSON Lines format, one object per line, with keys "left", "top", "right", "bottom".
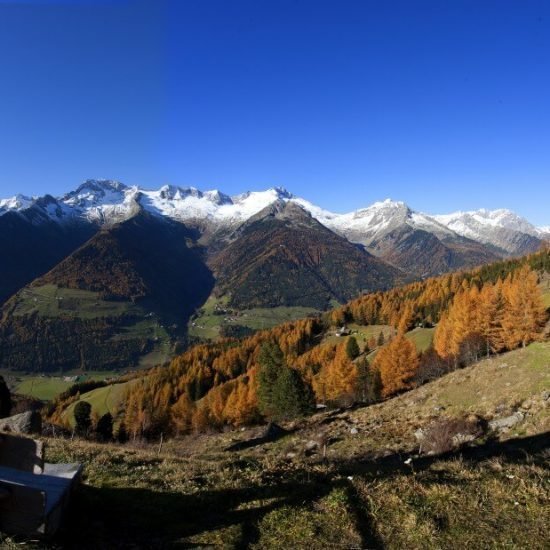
{"left": 49, "top": 248, "right": 550, "bottom": 439}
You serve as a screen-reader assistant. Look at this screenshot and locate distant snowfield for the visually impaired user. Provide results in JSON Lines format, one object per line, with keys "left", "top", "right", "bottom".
{"left": 1, "top": 179, "right": 548, "bottom": 253}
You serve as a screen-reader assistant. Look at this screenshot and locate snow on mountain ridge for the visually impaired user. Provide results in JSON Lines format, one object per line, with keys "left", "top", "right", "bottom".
{"left": 0, "top": 181, "right": 547, "bottom": 254}
{"left": 434, "top": 208, "right": 540, "bottom": 234}
{"left": 433, "top": 208, "right": 544, "bottom": 254}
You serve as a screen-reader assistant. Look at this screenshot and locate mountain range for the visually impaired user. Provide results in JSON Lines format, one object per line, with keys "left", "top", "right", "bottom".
{"left": 3, "top": 179, "right": 548, "bottom": 255}
{"left": 1, "top": 179, "right": 548, "bottom": 371}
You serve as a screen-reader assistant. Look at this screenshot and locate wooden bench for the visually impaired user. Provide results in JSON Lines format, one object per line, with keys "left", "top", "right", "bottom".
{"left": 0, "top": 433, "right": 82, "bottom": 538}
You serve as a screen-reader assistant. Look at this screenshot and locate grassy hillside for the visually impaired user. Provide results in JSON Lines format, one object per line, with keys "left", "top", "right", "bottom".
{"left": 321, "top": 325, "right": 433, "bottom": 364}
{"left": 188, "top": 295, "right": 323, "bottom": 340}
{"left": 14, "top": 376, "right": 73, "bottom": 402}
{"left": 14, "top": 284, "right": 172, "bottom": 350}
{"left": 10, "top": 341, "right": 548, "bottom": 549}
{"left": 1, "top": 369, "right": 127, "bottom": 402}
{"left": 61, "top": 380, "right": 137, "bottom": 426}
{"left": 405, "top": 326, "right": 435, "bottom": 352}
{"left": 0, "top": 283, "right": 172, "bottom": 373}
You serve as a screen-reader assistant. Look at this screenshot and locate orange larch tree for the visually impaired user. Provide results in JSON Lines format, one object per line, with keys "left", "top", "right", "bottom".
{"left": 373, "top": 333, "right": 419, "bottom": 398}
{"left": 501, "top": 266, "right": 547, "bottom": 349}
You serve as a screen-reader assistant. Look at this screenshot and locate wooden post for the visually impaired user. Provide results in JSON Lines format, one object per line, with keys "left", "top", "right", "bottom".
{"left": 157, "top": 433, "right": 163, "bottom": 456}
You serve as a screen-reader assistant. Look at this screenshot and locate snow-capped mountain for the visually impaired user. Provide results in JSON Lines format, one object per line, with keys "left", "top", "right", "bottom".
{"left": 304, "top": 198, "right": 456, "bottom": 247}
{"left": 0, "top": 194, "right": 33, "bottom": 213}
{"left": 0, "top": 180, "right": 297, "bottom": 228}
{"left": 433, "top": 209, "right": 544, "bottom": 255}
{"left": 1, "top": 179, "right": 547, "bottom": 257}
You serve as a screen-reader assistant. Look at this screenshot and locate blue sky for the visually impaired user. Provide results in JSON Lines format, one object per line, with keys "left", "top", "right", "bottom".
{"left": 0, "top": 0, "right": 549, "bottom": 223}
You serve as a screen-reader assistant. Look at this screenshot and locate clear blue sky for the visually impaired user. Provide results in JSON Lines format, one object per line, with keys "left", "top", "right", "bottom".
{"left": 0, "top": 0, "right": 549, "bottom": 224}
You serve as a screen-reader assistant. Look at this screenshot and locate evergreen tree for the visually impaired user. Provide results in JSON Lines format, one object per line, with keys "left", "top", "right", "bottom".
{"left": 355, "top": 358, "right": 381, "bottom": 404}
{"left": 257, "top": 342, "right": 285, "bottom": 418}
{"left": 116, "top": 422, "right": 129, "bottom": 443}
{"left": 346, "top": 336, "right": 360, "bottom": 360}
{"left": 0, "top": 375, "right": 12, "bottom": 418}
{"left": 96, "top": 412, "right": 114, "bottom": 441}
{"left": 74, "top": 401, "right": 92, "bottom": 436}
{"left": 270, "top": 366, "right": 314, "bottom": 421}
{"left": 377, "top": 330, "right": 385, "bottom": 347}
{"left": 257, "top": 341, "right": 314, "bottom": 421}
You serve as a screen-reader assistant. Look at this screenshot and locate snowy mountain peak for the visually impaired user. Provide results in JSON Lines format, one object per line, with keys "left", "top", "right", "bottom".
{"left": 353, "top": 199, "right": 410, "bottom": 219}
{"left": 371, "top": 198, "right": 408, "bottom": 209}
{"left": 63, "top": 179, "right": 128, "bottom": 208}
{"left": 272, "top": 186, "right": 293, "bottom": 199}
{"left": 434, "top": 208, "right": 539, "bottom": 236}
{"left": 73, "top": 179, "right": 127, "bottom": 195}
{"left": 158, "top": 185, "right": 202, "bottom": 201}
{"left": 0, "top": 194, "right": 34, "bottom": 212}
{"left": 232, "top": 187, "right": 293, "bottom": 203}
{"left": 433, "top": 208, "right": 544, "bottom": 254}
{"left": 203, "top": 190, "right": 232, "bottom": 205}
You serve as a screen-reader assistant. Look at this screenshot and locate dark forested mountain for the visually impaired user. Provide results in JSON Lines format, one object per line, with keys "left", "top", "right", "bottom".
{"left": 0, "top": 213, "right": 213, "bottom": 372}
{"left": 0, "top": 211, "right": 95, "bottom": 306}
{"left": 211, "top": 201, "right": 403, "bottom": 309}
{"left": 36, "top": 212, "right": 213, "bottom": 320}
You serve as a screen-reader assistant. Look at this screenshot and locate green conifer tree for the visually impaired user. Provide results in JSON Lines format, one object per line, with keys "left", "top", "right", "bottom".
{"left": 96, "top": 412, "right": 114, "bottom": 442}
{"left": 355, "top": 358, "right": 381, "bottom": 404}
{"left": 346, "top": 336, "right": 360, "bottom": 359}
{"left": 257, "top": 342, "right": 285, "bottom": 418}
{"left": 257, "top": 341, "right": 314, "bottom": 421}
{"left": 74, "top": 401, "right": 92, "bottom": 436}
{"left": 270, "top": 366, "right": 315, "bottom": 421}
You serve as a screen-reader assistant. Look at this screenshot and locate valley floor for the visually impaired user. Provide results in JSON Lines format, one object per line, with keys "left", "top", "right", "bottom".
{"left": 2, "top": 343, "right": 549, "bottom": 549}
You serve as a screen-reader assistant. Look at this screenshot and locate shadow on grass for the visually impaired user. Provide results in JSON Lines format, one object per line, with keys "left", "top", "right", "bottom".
{"left": 224, "top": 422, "right": 293, "bottom": 452}
{"left": 55, "top": 431, "right": 549, "bottom": 549}
{"left": 57, "top": 477, "right": 346, "bottom": 549}
{"left": 335, "top": 430, "right": 550, "bottom": 479}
